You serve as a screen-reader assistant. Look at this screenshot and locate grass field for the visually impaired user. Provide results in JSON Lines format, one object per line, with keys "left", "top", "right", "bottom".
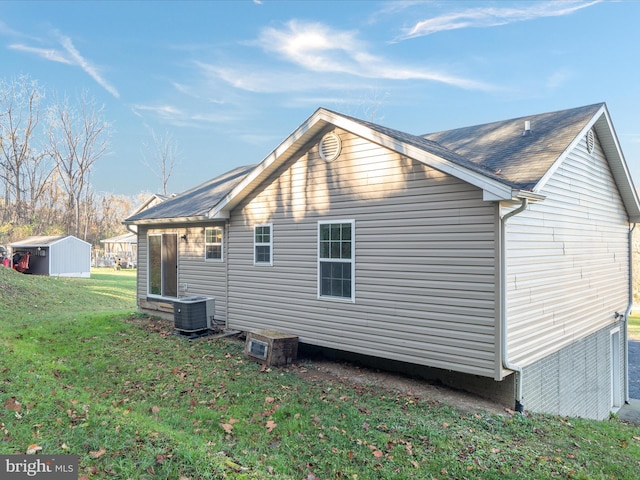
{"left": 1, "top": 267, "right": 640, "bottom": 479}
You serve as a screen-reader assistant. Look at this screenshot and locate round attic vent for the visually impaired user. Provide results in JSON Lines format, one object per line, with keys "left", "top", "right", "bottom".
{"left": 319, "top": 132, "right": 342, "bottom": 162}
{"left": 586, "top": 129, "right": 595, "bottom": 154}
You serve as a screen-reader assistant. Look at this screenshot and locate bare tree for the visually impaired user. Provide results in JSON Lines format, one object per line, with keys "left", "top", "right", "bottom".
{"left": 47, "top": 91, "right": 111, "bottom": 238}
{"left": 0, "top": 76, "right": 49, "bottom": 224}
{"left": 141, "top": 129, "right": 179, "bottom": 195}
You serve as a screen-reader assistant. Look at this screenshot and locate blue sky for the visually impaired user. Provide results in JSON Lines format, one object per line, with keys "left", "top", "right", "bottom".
{"left": 1, "top": 0, "right": 638, "bottom": 196}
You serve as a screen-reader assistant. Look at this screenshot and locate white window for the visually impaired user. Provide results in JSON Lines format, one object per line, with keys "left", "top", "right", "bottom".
{"left": 318, "top": 220, "right": 354, "bottom": 301}
{"left": 254, "top": 224, "right": 272, "bottom": 265}
{"left": 205, "top": 227, "right": 223, "bottom": 261}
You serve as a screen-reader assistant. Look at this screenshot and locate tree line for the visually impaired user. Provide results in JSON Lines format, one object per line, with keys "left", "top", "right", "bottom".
{"left": 0, "top": 76, "right": 174, "bottom": 249}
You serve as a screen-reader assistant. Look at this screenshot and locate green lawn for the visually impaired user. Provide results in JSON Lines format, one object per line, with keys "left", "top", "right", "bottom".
{"left": 1, "top": 267, "right": 639, "bottom": 479}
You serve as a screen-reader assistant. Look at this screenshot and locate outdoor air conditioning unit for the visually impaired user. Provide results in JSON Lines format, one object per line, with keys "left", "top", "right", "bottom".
{"left": 173, "top": 296, "right": 215, "bottom": 335}
{"left": 245, "top": 330, "right": 298, "bottom": 366}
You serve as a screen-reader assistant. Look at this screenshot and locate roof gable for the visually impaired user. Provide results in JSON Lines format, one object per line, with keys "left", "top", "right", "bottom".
{"left": 209, "top": 108, "right": 523, "bottom": 218}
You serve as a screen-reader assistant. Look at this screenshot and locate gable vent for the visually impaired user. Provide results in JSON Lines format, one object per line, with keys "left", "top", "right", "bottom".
{"left": 586, "top": 128, "right": 595, "bottom": 154}
{"left": 319, "top": 132, "right": 342, "bottom": 162}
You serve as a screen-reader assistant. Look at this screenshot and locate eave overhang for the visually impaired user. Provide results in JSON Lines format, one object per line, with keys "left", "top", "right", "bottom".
{"left": 123, "top": 215, "right": 212, "bottom": 226}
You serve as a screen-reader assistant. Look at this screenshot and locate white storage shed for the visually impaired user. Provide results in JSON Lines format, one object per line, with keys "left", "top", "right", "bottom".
{"left": 10, "top": 235, "right": 91, "bottom": 278}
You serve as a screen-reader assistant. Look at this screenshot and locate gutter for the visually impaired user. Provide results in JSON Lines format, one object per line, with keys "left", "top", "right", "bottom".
{"left": 123, "top": 215, "right": 209, "bottom": 226}
{"left": 500, "top": 198, "right": 529, "bottom": 413}
{"left": 624, "top": 223, "right": 636, "bottom": 403}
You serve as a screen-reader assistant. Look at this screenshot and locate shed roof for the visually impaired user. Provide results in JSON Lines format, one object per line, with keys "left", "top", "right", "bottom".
{"left": 100, "top": 232, "right": 137, "bottom": 244}
{"left": 10, "top": 235, "right": 90, "bottom": 247}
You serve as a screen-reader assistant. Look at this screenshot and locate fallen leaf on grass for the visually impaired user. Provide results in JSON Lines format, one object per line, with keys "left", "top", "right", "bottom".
{"left": 89, "top": 447, "right": 106, "bottom": 459}
{"left": 372, "top": 450, "right": 383, "bottom": 458}
{"left": 266, "top": 420, "right": 277, "bottom": 433}
{"left": 4, "top": 397, "right": 21, "bottom": 411}
{"left": 221, "top": 417, "right": 239, "bottom": 434}
{"left": 26, "top": 443, "right": 42, "bottom": 454}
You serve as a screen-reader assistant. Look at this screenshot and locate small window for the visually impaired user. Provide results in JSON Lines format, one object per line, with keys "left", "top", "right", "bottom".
{"left": 254, "top": 224, "right": 272, "bottom": 265}
{"left": 318, "top": 220, "right": 354, "bottom": 301}
{"left": 205, "top": 227, "right": 223, "bottom": 261}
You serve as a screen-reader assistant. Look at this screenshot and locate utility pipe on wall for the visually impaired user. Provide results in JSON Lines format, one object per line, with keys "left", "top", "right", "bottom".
{"left": 624, "top": 223, "right": 636, "bottom": 403}
{"left": 500, "top": 198, "right": 529, "bottom": 413}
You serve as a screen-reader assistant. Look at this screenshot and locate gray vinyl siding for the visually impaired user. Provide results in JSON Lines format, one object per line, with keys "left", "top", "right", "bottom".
{"left": 136, "top": 224, "right": 229, "bottom": 323}
{"left": 136, "top": 226, "right": 148, "bottom": 301}
{"left": 228, "top": 129, "right": 498, "bottom": 377}
{"left": 506, "top": 132, "right": 630, "bottom": 367}
{"left": 178, "top": 224, "right": 228, "bottom": 323}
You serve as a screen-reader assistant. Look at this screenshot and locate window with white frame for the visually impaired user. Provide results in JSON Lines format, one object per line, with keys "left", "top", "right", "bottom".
{"left": 254, "top": 224, "right": 272, "bottom": 265}
{"left": 205, "top": 227, "right": 223, "bottom": 261}
{"left": 318, "top": 220, "right": 354, "bottom": 300}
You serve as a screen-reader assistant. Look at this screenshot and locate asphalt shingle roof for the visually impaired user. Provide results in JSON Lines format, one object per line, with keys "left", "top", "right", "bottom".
{"left": 125, "top": 164, "right": 254, "bottom": 222}
{"left": 421, "top": 103, "right": 603, "bottom": 190}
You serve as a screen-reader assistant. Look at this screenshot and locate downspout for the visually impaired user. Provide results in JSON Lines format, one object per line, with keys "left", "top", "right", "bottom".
{"left": 500, "top": 198, "right": 529, "bottom": 413}
{"left": 225, "top": 220, "right": 230, "bottom": 330}
{"left": 624, "top": 223, "right": 636, "bottom": 403}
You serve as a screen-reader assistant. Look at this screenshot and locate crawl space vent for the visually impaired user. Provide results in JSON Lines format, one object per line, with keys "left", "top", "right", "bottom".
{"left": 586, "top": 129, "right": 595, "bottom": 154}
{"left": 319, "top": 132, "right": 342, "bottom": 162}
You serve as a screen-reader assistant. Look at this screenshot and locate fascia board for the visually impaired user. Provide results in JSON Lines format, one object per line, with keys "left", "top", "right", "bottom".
{"left": 123, "top": 216, "right": 209, "bottom": 226}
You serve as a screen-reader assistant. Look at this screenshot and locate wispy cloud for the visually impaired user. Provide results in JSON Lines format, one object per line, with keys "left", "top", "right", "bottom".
{"left": 250, "top": 20, "right": 493, "bottom": 91}
{"left": 397, "top": 1, "right": 601, "bottom": 40}
{"left": 56, "top": 33, "right": 120, "bottom": 98}
{"left": 9, "top": 43, "right": 73, "bottom": 64}
{"left": 545, "top": 68, "right": 573, "bottom": 90}
{"left": 131, "top": 102, "right": 237, "bottom": 127}
{"left": 131, "top": 104, "right": 184, "bottom": 119}
{"left": 6, "top": 26, "right": 120, "bottom": 99}
{"left": 0, "top": 19, "right": 26, "bottom": 37}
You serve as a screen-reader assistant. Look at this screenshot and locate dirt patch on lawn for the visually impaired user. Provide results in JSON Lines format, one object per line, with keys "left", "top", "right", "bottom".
{"left": 287, "top": 358, "right": 509, "bottom": 417}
